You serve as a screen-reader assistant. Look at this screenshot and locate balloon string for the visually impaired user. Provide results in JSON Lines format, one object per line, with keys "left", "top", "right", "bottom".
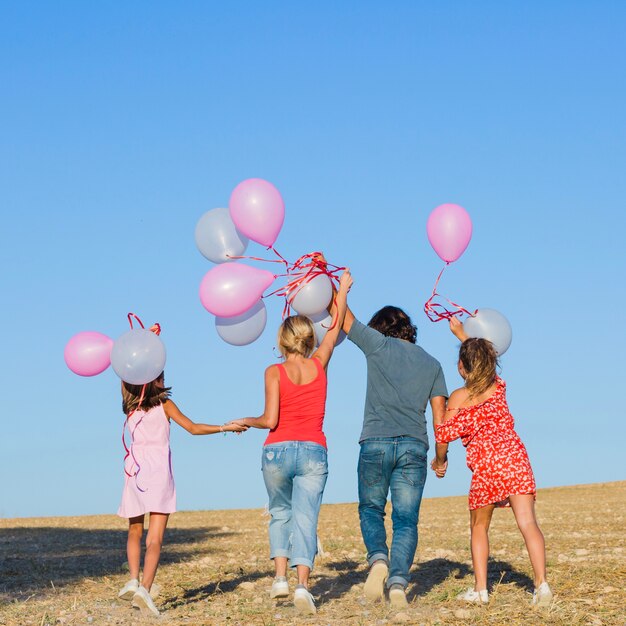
{"left": 128, "top": 313, "right": 161, "bottom": 336}
{"left": 120, "top": 314, "right": 161, "bottom": 492}
{"left": 223, "top": 251, "right": 345, "bottom": 320}
{"left": 127, "top": 313, "right": 145, "bottom": 329}
{"left": 424, "top": 264, "right": 476, "bottom": 322}
{"left": 122, "top": 383, "right": 147, "bottom": 492}
{"left": 264, "top": 252, "right": 345, "bottom": 319}
{"left": 227, "top": 246, "right": 290, "bottom": 272}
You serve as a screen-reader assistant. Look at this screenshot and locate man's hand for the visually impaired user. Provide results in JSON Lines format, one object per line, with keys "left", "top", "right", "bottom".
{"left": 430, "top": 457, "right": 448, "bottom": 479}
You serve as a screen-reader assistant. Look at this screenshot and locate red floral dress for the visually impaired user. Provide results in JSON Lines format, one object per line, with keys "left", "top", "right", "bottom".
{"left": 435, "top": 377, "right": 536, "bottom": 510}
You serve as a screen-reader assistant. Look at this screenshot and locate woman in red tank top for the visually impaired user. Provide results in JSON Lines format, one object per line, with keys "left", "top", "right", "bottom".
{"left": 231, "top": 269, "right": 352, "bottom": 616}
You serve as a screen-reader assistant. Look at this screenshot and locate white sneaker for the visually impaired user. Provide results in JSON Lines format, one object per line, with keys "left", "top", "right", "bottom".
{"left": 118, "top": 578, "right": 139, "bottom": 600}
{"left": 270, "top": 576, "right": 289, "bottom": 599}
{"left": 149, "top": 582, "right": 161, "bottom": 599}
{"left": 364, "top": 560, "right": 388, "bottom": 601}
{"left": 293, "top": 586, "right": 316, "bottom": 615}
{"left": 389, "top": 584, "right": 409, "bottom": 609}
{"left": 457, "top": 587, "right": 489, "bottom": 604}
{"left": 132, "top": 585, "right": 160, "bottom": 616}
{"left": 532, "top": 582, "right": 553, "bottom": 607}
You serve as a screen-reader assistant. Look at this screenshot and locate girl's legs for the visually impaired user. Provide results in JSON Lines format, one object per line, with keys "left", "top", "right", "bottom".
{"left": 469, "top": 504, "right": 495, "bottom": 591}
{"left": 141, "top": 513, "right": 169, "bottom": 591}
{"left": 127, "top": 515, "right": 145, "bottom": 580}
{"left": 508, "top": 494, "right": 547, "bottom": 587}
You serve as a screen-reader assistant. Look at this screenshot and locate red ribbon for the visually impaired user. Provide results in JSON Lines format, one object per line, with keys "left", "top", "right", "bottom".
{"left": 225, "top": 249, "right": 346, "bottom": 321}
{"left": 266, "top": 251, "right": 345, "bottom": 321}
{"left": 120, "top": 313, "right": 162, "bottom": 492}
{"left": 424, "top": 264, "right": 476, "bottom": 322}
{"left": 122, "top": 384, "right": 147, "bottom": 492}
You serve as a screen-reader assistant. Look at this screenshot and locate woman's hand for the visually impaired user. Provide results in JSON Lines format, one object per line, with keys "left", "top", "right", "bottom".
{"left": 223, "top": 421, "right": 248, "bottom": 433}
{"left": 430, "top": 457, "right": 448, "bottom": 479}
{"left": 449, "top": 316, "right": 469, "bottom": 341}
{"left": 338, "top": 268, "right": 353, "bottom": 293}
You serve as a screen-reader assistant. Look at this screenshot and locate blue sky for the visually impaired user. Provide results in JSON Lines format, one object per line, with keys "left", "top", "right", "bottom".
{"left": 1, "top": 2, "right": 624, "bottom": 518}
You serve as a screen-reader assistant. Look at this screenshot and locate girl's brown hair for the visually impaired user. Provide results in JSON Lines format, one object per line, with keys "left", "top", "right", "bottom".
{"left": 121, "top": 373, "right": 171, "bottom": 415}
{"left": 459, "top": 338, "right": 498, "bottom": 398}
{"left": 277, "top": 315, "right": 316, "bottom": 358}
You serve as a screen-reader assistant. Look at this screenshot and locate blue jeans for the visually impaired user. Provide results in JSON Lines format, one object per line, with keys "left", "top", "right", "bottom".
{"left": 262, "top": 441, "right": 328, "bottom": 570}
{"left": 358, "top": 437, "right": 428, "bottom": 588}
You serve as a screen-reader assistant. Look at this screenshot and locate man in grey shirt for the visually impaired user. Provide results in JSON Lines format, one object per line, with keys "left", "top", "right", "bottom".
{"left": 343, "top": 304, "right": 447, "bottom": 608}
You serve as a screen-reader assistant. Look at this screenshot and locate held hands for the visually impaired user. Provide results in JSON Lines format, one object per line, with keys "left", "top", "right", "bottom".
{"left": 449, "top": 317, "right": 469, "bottom": 342}
{"left": 430, "top": 457, "right": 448, "bottom": 479}
{"left": 223, "top": 420, "right": 248, "bottom": 434}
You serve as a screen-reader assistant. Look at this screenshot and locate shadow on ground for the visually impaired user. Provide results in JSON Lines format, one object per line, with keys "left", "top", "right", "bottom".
{"left": 0, "top": 525, "right": 233, "bottom": 597}
{"left": 177, "top": 569, "right": 270, "bottom": 608}
{"left": 409, "top": 557, "right": 534, "bottom": 600}
{"left": 313, "top": 559, "right": 364, "bottom": 604}
{"left": 310, "top": 556, "right": 534, "bottom": 605}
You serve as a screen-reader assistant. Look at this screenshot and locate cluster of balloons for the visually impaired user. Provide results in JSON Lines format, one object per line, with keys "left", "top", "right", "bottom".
{"left": 426, "top": 203, "right": 512, "bottom": 355}
{"left": 195, "top": 178, "right": 339, "bottom": 347}
{"left": 194, "top": 178, "right": 284, "bottom": 346}
{"left": 64, "top": 320, "right": 166, "bottom": 385}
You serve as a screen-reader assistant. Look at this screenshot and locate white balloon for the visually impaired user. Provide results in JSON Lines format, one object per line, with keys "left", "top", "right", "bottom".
{"left": 195, "top": 207, "right": 249, "bottom": 263}
{"left": 215, "top": 300, "right": 267, "bottom": 346}
{"left": 463, "top": 308, "right": 512, "bottom": 355}
{"left": 111, "top": 329, "right": 167, "bottom": 385}
{"left": 307, "top": 311, "right": 345, "bottom": 348}
{"left": 289, "top": 273, "right": 333, "bottom": 316}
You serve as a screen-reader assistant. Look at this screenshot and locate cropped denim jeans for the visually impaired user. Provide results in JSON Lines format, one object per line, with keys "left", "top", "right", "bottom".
{"left": 358, "top": 437, "right": 428, "bottom": 588}
{"left": 262, "top": 441, "right": 328, "bottom": 570}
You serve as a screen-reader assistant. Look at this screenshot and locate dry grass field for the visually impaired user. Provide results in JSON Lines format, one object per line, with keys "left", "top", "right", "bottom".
{"left": 1, "top": 482, "right": 624, "bottom": 626}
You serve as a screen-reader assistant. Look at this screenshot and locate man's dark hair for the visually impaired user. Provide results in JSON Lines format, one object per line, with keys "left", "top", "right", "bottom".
{"left": 367, "top": 306, "right": 417, "bottom": 343}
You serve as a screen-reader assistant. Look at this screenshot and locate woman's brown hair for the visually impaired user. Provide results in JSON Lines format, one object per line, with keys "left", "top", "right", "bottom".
{"left": 459, "top": 338, "right": 498, "bottom": 398}
{"left": 121, "top": 373, "right": 171, "bottom": 415}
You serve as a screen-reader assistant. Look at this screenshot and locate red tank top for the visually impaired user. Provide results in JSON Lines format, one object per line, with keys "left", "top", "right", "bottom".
{"left": 264, "top": 357, "right": 328, "bottom": 448}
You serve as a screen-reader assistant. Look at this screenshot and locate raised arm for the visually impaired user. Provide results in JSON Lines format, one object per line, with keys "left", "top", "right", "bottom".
{"left": 342, "top": 304, "right": 356, "bottom": 335}
{"left": 450, "top": 316, "right": 469, "bottom": 342}
{"left": 163, "top": 399, "right": 247, "bottom": 435}
{"left": 318, "top": 253, "right": 355, "bottom": 335}
{"left": 313, "top": 269, "right": 353, "bottom": 368}
{"left": 235, "top": 365, "right": 280, "bottom": 430}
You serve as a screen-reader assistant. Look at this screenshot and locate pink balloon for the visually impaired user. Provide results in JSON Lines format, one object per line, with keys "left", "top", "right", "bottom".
{"left": 199, "top": 262, "right": 275, "bottom": 317}
{"left": 426, "top": 203, "right": 473, "bottom": 263}
{"left": 229, "top": 178, "right": 285, "bottom": 247}
{"left": 64, "top": 331, "right": 114, "bottom": 377}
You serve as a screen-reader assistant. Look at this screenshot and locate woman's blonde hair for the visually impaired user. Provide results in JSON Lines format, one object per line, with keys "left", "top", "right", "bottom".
{"left": 121, "top": 372, "right": 171, "bottom": 415}
{"left": 277, "top": 315, "right": 316, "bottom": 358}
{"left": 459, "top": 338, "right": 498, "bottom": 398}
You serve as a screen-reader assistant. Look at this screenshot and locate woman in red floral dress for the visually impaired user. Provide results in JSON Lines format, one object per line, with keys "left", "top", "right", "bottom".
{"left": 431, "top": 318, "right": 552, "bottom": 607}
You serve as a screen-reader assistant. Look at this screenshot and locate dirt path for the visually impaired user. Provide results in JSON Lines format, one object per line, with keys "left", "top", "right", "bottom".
{"left": 1, "top": 482, "right": 624, "bottom": 625}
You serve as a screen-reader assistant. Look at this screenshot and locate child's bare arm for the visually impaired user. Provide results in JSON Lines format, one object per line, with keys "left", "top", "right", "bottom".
{"left": 450, "top": 317, "right": 469, "bottom": 342}
{"left": 431, "top": 442, "right": 449, "bottom": 478}
{"left": 164, "top": 400, "right": 247, "bottom": 435}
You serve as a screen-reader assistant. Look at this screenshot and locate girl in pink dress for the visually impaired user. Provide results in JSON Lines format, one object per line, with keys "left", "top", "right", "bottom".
{"left": 117, "top": 373, "right": 246, "bottom": 616}
{"left": 431, "top": 318, "right": 552, "bottom": 607}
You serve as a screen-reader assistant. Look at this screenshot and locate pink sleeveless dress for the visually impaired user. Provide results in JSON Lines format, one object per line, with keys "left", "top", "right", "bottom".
{"left": 117, "top": 403, "right": 176, "bottom": 518}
